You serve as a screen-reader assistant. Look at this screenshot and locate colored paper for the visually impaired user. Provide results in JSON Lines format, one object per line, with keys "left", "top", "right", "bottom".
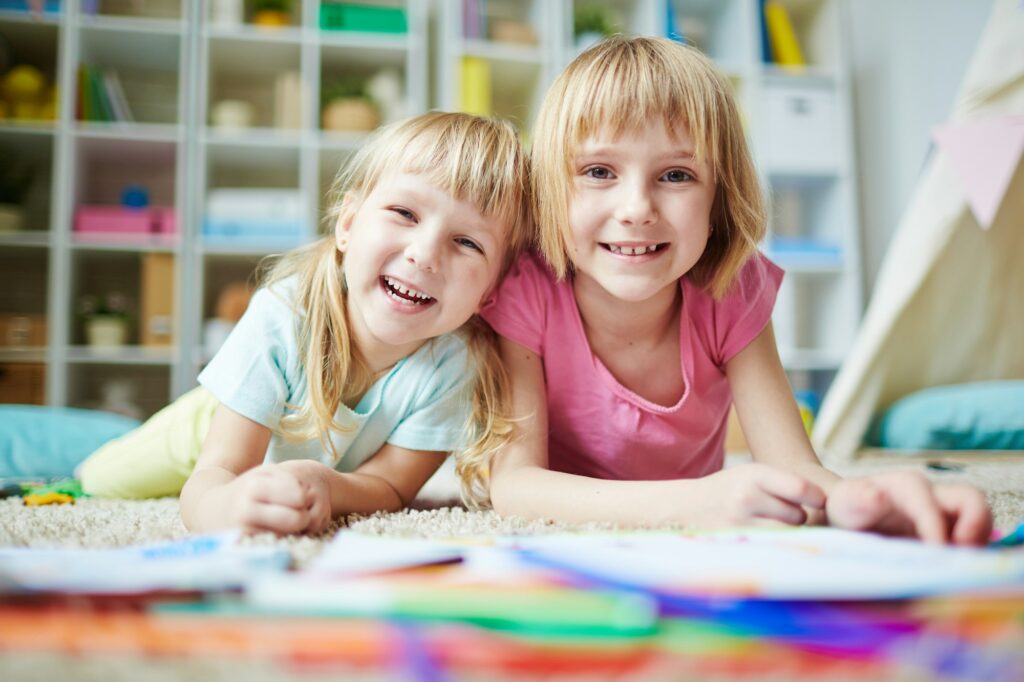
{"left": 932, "top": 115, "right": 1024, "bottom": 229}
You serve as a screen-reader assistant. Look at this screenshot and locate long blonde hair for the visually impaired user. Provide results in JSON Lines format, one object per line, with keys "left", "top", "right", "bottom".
{"left": 261, "top": 112, "right": 532, "bottom": 506}
{"left": 532, "top": 36, "right": 766, "bottom": 299}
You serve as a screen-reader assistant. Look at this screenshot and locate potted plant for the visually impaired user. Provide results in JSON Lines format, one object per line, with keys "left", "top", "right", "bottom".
{"left": 79, "top": 292, "right": 131, "bottom": 347}
{"left": 252, "top": 0, "right": 291, "bottom": 27}
{"left": 573, "top": 5, "right": 617, "bottom": 50}
{"left": 321, "top": 76, "right": 379, "bottom": 132}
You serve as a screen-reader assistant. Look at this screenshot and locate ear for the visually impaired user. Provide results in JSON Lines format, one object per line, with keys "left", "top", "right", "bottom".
{"left": 334, "top": 193, "right": 358, "bottom": 253}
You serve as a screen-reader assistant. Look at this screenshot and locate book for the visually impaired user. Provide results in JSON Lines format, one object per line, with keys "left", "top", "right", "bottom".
{"left": 460, "top": 56, "right": 491, "bottom": 116}
{"left": 102, "top": 69, "right": 134, "bottom": 123}
{"left": 764, "top": 0, "right": 806, "bottom": 67}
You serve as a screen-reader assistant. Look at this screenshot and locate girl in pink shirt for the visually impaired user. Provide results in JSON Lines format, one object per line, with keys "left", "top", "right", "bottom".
{"left": 480, "top": 36, "right": 991, "bottom": 544}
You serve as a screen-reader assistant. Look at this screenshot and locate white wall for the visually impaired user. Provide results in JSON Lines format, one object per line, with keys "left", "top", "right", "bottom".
{"left": 845, "top": 0, "right": 994, "bottom": 292}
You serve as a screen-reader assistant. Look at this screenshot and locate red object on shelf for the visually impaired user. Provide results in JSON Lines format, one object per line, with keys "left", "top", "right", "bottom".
{"left": 74, "top": 206, "right": 177, "bottom": 235}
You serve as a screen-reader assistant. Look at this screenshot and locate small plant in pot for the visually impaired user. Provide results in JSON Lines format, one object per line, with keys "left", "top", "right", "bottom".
{"left": 321, "top": 76, "right": 380, "bottom": 133}
{"left": 79, "top": 292, "right": 131, "bottom": 348}
{"left": 252, "top": 0, "right": 292, "bottom": 27}
{"left": 573, "top": 5, "right": 617, "bottom": 50}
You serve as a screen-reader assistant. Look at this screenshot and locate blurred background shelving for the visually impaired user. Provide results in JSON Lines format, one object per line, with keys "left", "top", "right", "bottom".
{"left": 0, "top": 0, "right": 859, "bottom": 416}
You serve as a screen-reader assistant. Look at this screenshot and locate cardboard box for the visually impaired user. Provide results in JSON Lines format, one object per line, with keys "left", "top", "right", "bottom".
{"left": 0, "top": 315, "right": 47, "bottom": 347}
{"left": 0, "top": 363, "right": 45, "bottom": 404}
{"left": 140, "top": 253, "right": 175, "bottom": 346}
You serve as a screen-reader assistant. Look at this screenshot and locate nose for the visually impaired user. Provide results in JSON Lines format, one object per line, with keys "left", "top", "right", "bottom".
{"left": 404, "top": 230, "right": 442, "bottom": 273}
{"left": 613, "top": 178, "right": 658, "bottom": 227}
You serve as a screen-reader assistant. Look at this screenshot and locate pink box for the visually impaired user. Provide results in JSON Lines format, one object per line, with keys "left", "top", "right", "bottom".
{"left": 74, "top": 206, "right": 177, "bottom": 235}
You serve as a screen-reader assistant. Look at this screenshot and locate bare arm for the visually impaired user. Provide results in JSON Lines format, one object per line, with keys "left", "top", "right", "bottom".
{"left": 488, "top": 337, "right": 824, "bottom": 526}
{"left": 727, "top": 323, "right": 992, "bottom": 544}
{"left": 725, "top": 322, "right": 841, "bottom": 519}
{"left": 180, "top": 404, "right": 448, "bottom": 534}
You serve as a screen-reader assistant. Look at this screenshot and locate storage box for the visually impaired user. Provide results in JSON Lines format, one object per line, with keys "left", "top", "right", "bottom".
{"left": 203, "top": 188, "right": 305, "bottom": 245}
{"left": 320, "top": 3, "right": 407, "bottom": 33}
{"left": 0, "top": 315, "right": 47, "bottom": 347}
{"left": 761, "top": 83, "right": 839, "bottom": 171}
{"left": 75, "top": 206, "right": 177, "bottom": 235}
{"left": 0, "top": 363, "right": 45, "bottom": 405}
{"left": 140, "top": 253, "right": 175, "bottom": 346}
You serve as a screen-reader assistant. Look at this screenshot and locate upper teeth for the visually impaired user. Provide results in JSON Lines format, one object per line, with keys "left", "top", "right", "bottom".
{"left": 384, "top": 276, "right": 432, "bottom": 300}
{"left": 608, "top": 244, "right": 661, "bottom": 255}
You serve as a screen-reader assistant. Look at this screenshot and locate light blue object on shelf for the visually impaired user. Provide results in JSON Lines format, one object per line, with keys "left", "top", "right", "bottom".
{"left": 766, "top": 237, "right": 844, "bottom": 269}
{"left": 0, "top": 405, "right": 140, "bottom": 479}
{"left": 202, "top": 217, "right": 305, "bottom": 246}
{"left": 869, "top": 381, "right": 1024, "bottom": 450}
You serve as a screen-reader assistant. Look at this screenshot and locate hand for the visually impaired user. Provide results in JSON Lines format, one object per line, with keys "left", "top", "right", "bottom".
{"left": 224, "top": 460, "right": 334, "bottom": 536}
{"left": 825, "top": 470, "right": 993, "bottom": 545}
{"left": 687, "top": 463, "right": 826, "bottom": 528}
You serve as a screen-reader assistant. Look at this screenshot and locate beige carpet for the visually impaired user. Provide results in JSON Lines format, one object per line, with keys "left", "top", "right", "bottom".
{"left": 2, "top": 454, "right": 1023, "bottom": 561}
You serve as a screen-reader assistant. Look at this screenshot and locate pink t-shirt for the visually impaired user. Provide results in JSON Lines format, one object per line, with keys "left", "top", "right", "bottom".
{"left": 481, "top": 251, "right": 783, "bottom": 481}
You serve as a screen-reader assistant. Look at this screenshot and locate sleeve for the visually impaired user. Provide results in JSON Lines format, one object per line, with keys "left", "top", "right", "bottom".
{"left": 197, "top": 286, "right": 302, "bottom": 430}
{"left": 387, "top": 337, "right": 474, "bottom": 453}
{"left": 478, "top": 251, "right": 552, "bottom": 356}
{"left": 714, "top": 253, "right": 785, "bottom": 365}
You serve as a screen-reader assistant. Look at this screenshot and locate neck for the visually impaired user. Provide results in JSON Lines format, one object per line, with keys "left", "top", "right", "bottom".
{"left": 572, "top": 274, "right": 681, "bottom": 350}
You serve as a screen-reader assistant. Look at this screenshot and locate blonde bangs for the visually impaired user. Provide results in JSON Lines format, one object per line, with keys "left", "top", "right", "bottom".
{"left": 327, "top": 112, "right": 533, "bottom": 269}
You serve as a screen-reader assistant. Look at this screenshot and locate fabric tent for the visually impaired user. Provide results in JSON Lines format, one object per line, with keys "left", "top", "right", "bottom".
{"left": 813, "top": 0, "right": 1024, "bottom": 463}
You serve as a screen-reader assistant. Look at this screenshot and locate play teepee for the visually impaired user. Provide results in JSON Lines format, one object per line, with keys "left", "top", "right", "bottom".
{"left": 813, "top": 0, "right": 1024, "bottom": 463}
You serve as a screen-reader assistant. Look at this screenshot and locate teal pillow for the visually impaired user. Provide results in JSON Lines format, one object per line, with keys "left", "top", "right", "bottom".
{"left": 0, "top": 405, "right": 140, "bottom": 479}
{"left": 870, "top": 381, "right": 1024, "bottom": 450}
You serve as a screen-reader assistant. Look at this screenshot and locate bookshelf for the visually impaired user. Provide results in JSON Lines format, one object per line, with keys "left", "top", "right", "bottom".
{"left": 0, "top": 0, "right": 859, "bottom": 416}
{"left": 0, "top": 0, "right": 427, "bottom": 417}
{"left": 439, "top": 0, "right": 862, "bottom": 401}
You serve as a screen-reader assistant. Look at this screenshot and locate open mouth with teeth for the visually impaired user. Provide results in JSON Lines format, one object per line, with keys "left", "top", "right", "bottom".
{"left": 381, "top": 275, "right": 435, "bottom": 305}
{"left": 601, "top": 243, "right": 667, "bottom": 256}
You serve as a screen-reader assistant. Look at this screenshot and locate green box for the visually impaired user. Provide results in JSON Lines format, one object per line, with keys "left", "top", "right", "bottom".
{"left": 320, "top": 3, "right": 408, "bottom": 33}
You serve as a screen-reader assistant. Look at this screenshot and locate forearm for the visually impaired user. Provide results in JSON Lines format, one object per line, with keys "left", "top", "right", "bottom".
{"left": 179, "top": 466, "right": 239, "bottom": 532}
{"left": 326, "top": 470, "right": 408, "bottom": 516}
{"left": 490, "top": 465, "right": 700, "bottom": 526}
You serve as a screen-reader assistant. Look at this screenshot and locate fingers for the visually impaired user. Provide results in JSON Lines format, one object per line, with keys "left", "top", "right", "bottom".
{"left": 938, "top": 485, "right": 993, "bottom": 546}
{"left": 826, "top": 478, "right": 895, "bottom": 532}
{"left": 755, "top": 466, "right": 827, "bottom": 510}
{"left": 234, "top": 465, "right": 328, "bottom": 535}
{"left": 829, "top": 471, "right": 951, "bottom": 544}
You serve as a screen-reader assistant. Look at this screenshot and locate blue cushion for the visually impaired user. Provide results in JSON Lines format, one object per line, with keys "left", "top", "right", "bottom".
{"left": 0, "top": 405, "right": 140, "bottom": 479}
{"left": 870, "top": 381, "right": 1024, "bottom": 450}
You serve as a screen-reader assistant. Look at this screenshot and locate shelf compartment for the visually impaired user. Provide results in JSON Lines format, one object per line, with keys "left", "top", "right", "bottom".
{"left": 0, "top": 127, "right": 54, "bottom": 233}
{"left": 0, "top": 246, "right": 48, "bottom": 316}
{"left": 463, "top": 0, "right": 546, "bottom": 47}
{"left": 666, "top": 0, "right": 754, "bottom": 72}
{"left": 767, "top": 173, "right": 846, "bottom": 248}
{"left": 0, "top": 361, "right": 45, "bottom": 405}
{"left": 198, "top": 253, "right": 261, "bottom": 363}
{"left": 772, "top": 272, "right": 856, "bottom": 363}
{"left": 68, "top": 249, "right": 145, "bottom": 346}
{"left": 66, "top": 362, "right": 170, "bottom": 419}
{"left": 72, "top": 136, "right": 178, "bottom": 224}
{"left": 0, "top": 16, "right": 60, "bottom": 124}
{"left": 320, "top": 42, "right": 410, "bottom": 133}
{"left": 77, "top": 24, "right": 182, "bottom": 125}
{"left": 206, "top": 35, "right": 302, "bottom": 131}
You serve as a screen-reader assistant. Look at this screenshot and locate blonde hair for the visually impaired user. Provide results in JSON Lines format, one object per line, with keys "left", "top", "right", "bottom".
{"left": 532, "top": 36, "right": 766, "bottom": 299}
{"left": 261, "top": 112, "right": 532, "bottom": 506}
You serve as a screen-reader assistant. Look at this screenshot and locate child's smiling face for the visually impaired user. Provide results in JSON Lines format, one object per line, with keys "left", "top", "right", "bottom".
{"left": 336, "top": 172, "right": 507, "bottom": 369}
{"left": 568, "top": 120, "right": 717, "bottom": 305}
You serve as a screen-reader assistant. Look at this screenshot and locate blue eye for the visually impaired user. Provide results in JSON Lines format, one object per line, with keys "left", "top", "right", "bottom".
{"left": 583, "top": 166, "right": 614, "bottom": 180}
{"left": 456, "top": 237, "right": 483, "bottom": 253}
{"left": 391, "top": 207, "right": 417, "bottom": 221}
{"left": 662, "top": 169, "right": 694, "bottom": 183}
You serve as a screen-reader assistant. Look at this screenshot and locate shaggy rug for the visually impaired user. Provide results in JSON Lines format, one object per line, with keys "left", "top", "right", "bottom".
{"left": 2, "top": 454, "right": 1022, "bottom": 558}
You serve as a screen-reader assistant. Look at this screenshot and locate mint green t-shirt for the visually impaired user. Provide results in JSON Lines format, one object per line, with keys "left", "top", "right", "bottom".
{"left": 197, "top": 281, "right": 473, "bottom": 471}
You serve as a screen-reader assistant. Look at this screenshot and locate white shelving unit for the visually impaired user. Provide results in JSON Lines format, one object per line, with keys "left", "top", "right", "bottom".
{"left": 438, "top": 0, "right": 863, "bottom": 399}
{"left": 0, "top": 0, "right": 427, "bottom": 416}
{"left": 0, "top": 0, "right": 858, "bottom": 415}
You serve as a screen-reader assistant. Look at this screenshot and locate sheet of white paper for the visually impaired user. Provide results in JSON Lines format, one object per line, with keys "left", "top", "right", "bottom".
{"left": 0, "top": 533, "right": 291, "bottom": 594}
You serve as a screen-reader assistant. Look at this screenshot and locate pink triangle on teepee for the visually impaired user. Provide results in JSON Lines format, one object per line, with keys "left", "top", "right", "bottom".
{"left": 933, "top": 115, "right": 1024, "bottom": 229}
